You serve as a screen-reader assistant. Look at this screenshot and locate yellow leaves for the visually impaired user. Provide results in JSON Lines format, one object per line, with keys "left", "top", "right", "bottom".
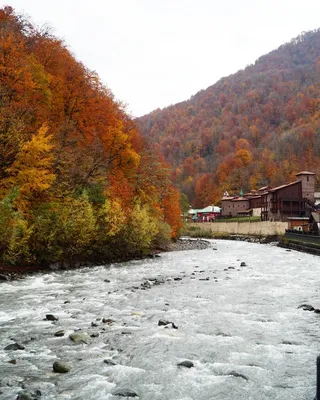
{"left": 124, "top": 202, "right": 158, "bottom": 254}
{"left": 3, "top": 215, "right": 34, "bottom": 265}
{"left": 235, "top": 149, "right": 252, "bottom": 167}
{"left": 56, "top": 193, "right": 96, "bottom": 258}
{"left": 100, "top": 198, "right": 126, "bottom": 237}
{"left": 4, "top": 124, "right": 56, "bottom": 211}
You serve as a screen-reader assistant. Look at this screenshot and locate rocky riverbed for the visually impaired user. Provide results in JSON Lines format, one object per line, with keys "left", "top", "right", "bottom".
{"left": 0, "top": 240, "right": 319, "bottom": 399}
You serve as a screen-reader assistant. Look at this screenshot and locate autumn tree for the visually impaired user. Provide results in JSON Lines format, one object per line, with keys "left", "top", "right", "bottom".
{"left": 4, "top": 124, "right": 55, "bottom": 212}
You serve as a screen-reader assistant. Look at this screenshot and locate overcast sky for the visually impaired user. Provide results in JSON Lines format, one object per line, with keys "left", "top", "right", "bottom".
{"left": 3, "top": 1, "right": 320, "bottom": 117}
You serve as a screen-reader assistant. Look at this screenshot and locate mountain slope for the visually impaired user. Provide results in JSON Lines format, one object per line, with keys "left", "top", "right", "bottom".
{"left": 137, "top": 29, "right": 320, "bottom": 207}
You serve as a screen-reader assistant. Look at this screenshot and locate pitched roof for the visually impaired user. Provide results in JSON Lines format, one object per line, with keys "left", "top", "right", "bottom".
{"left": 269, "top": 181, "right": 300, "bottom": 192}
{"left": 295, "top": 171, "right": 316, "bottom": 176}
{"left": 232, "top": 197, "right": 249, "bottom": 202}
{"left": 188, "top": 205, "right": 221, "bottom": 214}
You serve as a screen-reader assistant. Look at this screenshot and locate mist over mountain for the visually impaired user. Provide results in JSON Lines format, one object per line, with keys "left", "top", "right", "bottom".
{"left": 137, "top": 29, "right": 320, "bottom": 207}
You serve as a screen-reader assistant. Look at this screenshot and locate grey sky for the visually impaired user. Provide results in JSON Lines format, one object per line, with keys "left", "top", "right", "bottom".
{"left": 3, "top": 1, "right": 320, "bottom": 117}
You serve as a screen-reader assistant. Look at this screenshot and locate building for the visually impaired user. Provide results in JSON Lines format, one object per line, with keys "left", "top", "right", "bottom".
{"left": 261, "top": 171, "right": 315, "bottom": 221}
{"left": 220, "top": 171, "right": 317, "bottom": 222}
{"left": 220, "top": 195, "right": 249, "bottom": 217}
{"left": 220, "top": 187, "right": 267, "bottom": 217}
{"left": 188, "top": 205, "right": 221, "bottom": 222}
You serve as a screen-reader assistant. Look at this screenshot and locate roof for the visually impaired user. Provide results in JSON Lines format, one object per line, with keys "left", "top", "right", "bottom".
{"left": 295, "top": 171, "right": 316, "bottom": 176}
{"left": 232, "top": 197, "right": 249, "bottom": 202}
{"left": 269, "top": 181, "right": 300, "bottom": 192}
{"left": 221, "top": 196, "right": 235, "bottom": 201}
{"left": 200, "top": 205, "right": 221, "bottom": 213}
{"left": 189, "top": 205, "right": 221, "bottom": 214}
{"left": 258, "top": 186, "right": 271, "bottom": 191}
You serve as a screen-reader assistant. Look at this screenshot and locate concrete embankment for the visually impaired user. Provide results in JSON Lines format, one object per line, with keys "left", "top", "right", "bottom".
{"left": 189, "top": 221, "right": 287, "bottom": 236}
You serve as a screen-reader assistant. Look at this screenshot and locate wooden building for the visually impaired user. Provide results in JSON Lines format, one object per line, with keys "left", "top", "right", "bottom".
{"left": 220, "top": 171, "right": 317, "bottom": 222}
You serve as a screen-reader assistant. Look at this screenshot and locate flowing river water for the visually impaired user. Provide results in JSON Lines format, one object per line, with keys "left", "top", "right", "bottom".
{"left": 0, "top": 240, "right": 320, "bottom": 399}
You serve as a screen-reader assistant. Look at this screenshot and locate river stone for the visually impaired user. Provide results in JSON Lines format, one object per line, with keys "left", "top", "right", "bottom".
{"left": 46, "top": 314, "right": 58, "bottom": 321}
{"left": 158, "top": 319, "right": 170, "bottom": 326}
{"left": 177, "top": 360, "right": 194, "bottom": 368}
{"left": 53, "top": 360, "right": 72, "bottom": 373}
{"left": 104, "top": 359, "right": 117, "bottom": 365}
{"left": 113, "top": 389, "right": 138, "bottom": 397}
{"left": 228, "top": 370, "right": 249, "bottom": 380}
{"left": 54, "top": 330, "right": 65, "bottom": 337}
{"left": 0, "top": 273, "right": 9, "bottom": 281}
{"left": 102, "top": 318, "right": 115, "bottom": 324}
{"left": 69, "top": 332, "right": 90, "bottom": 344}
{"left": 4, "top": 343, "right": 25, "bottom": 351}
{"left": 16, "top": 391, "right": 37, "bottom": 400}
{"left": 298, "top": 304, "right": 315, "bottom": 311}
{"left": 240, "top": 262, "right": 247, "bottom": 267}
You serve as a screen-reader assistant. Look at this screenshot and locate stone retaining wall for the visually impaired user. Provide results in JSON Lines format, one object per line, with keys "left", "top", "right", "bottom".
{"left": 190, "top": 221, "right": 287, "bottom": 236}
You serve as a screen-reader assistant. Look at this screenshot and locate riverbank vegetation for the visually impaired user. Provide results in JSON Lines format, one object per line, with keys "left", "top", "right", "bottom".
{"left": 0, "top": 7, "right": 182, "bottom": 268}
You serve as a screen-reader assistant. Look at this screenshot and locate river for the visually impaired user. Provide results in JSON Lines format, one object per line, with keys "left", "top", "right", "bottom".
{"left": 0, "top": 240, "right": 319, "bottom": 399}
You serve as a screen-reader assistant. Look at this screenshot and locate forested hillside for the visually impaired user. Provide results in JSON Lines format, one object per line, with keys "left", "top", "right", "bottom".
{"left": 0, "top": 7, "right": 181, "bottom": 267}
{"left": 137, "top": 30, "right": 320, "bottom": 207}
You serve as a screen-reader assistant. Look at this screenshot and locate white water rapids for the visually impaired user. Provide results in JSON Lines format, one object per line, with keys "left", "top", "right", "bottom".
{"left": 0, "top": 240, "right": 320, "bottom": 399}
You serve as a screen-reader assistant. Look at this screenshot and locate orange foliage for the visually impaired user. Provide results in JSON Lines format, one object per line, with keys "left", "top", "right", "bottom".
{"left": 138, "top": 28, "right": 320, "bottom": 204}
{"left": 0, "top": 7, "right": 181, "bottom": 238}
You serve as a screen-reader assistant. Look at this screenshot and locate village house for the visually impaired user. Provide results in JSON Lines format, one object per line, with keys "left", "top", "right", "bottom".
{"left": 220, "top": 187, "right": 267, "bottom": 218}
{"left": 188, "top": 205, "right": 221, "bottom": 222}
{"left": 220, "top": 171, "right": 317, "bottom": 222}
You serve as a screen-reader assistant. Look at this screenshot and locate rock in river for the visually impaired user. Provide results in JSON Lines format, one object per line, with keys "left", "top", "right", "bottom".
{"left": 158, "top": 319, "right": 171, "bottom": 326}
{"left": 240, "top": 262, "right": 247, "bottom": 267}
{"left": 113, "top": 389, "right": 138, "bottom": 397}
{"left": 177, "top": 360, "right": 194, "bottom": 368}
{"left": 54, "top": 330, "right": 65, "bottom": 337}
{"left": 69, "top": 332, "right": 90, "bottom": 344}
{"left": 104, "top": 359, "right": 117, "bottom": 366}
{"left": 16, "top": 390, "right": 41, "bottom": 400}
{"left": 298, "top": 304, "right": 315, "bottom": 311}
{"left": 4, "top": 343, "right": 25, "bottom": 351}
{"left": 53, "top": 360, "right": 72, "bottom": 373}
{"left": 46, "top": 314, "right": 58, "bottom": 321}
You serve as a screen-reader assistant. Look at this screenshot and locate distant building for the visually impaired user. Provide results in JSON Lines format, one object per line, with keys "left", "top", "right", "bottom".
{"left": 220, "top": 186, "right": 267, "bottom": 217}
{"left": 188, "top": 205, "right": 221, "bottom": 222}
{"left": 261, "top": 171, "right": 315, "bottom": 221}
{"left": 220, "top": 171, "right": 318, "bottom": 221}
